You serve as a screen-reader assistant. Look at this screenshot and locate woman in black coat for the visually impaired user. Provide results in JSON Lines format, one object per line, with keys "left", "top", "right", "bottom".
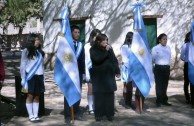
{"left": 90, "top": 34, "right": 120, "bottom": 121}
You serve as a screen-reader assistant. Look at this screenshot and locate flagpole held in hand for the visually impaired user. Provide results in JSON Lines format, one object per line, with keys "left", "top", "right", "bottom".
{"left": 139, "top": 95, "right": 142, "bottom": 114}
{"left": 71, "top": 106, "right": 75, "bottom": 124}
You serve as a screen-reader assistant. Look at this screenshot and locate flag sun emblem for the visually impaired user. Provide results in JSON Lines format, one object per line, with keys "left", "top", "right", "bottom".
{"left": 64, "top": 53, "right": 72, "bottom": 62}
{"left": 139, "top": 48, "right": 145, "bottom": 55}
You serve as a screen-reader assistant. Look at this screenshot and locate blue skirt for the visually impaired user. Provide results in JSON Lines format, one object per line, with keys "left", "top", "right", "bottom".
{"left": 27, "top": 75, "right": 45, "bottom": 93}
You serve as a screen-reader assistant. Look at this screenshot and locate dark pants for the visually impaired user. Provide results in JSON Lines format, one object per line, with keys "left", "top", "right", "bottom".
{"left": 183, "top": 63, "right": 191, "bottom": 101}
{"left": 123, "top": 82, "right": 133, "bottom": 105}
{"left": 94, "top": 92, "right": 115, "bottom": 118}
{"left": 190, "top": 84, "right": 194, "bottom": 106}
{"left": 154, "top": 65, "right": 170, "bottom": 104}
{"left": 64, "top": 74, "right": 83, "bottom": 118}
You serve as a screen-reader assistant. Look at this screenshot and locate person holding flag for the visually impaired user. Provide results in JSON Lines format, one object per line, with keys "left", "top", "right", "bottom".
{"left": 54, "top": 7, "right": 81, "bottom": 123}
{"left": 128, "top": 1, "right": 155, "bottom": 113}
{"left": 20, "top": 33, "right": 45, "bottom": 122}
{"left": 188, "top": 22, "right": 194, "bottom": 108}
{"left": 64, "top": 25, "right": 85, "bottom": 120}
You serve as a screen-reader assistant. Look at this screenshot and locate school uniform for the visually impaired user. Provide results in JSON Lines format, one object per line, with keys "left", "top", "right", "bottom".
{"left": 64, "top": 41, "right": 85, "bottom": 120}
{"left": 20, "top": 48, "right": 45, "bottom": 93}
{"left": 180, "top": 42, "right": 191, "bottom": 103}
{"left": 120, "top": 45, "right": 144, "bottom": 111}
{"left": 152, "top": 44, "right": 171, "bottom": 106}
{"left": 20, "top": 48, "right": 44, "bottom": 120}
{"left": 120, "top": 45, "right": 133, "bottom": 105}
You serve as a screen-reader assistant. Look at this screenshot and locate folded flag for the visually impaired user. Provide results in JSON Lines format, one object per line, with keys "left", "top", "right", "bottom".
{"left": 128, "top": 2, "right": 155, "bottom": 97}
{"left": 54, "top": 7, "right": 81, "bottom": 106}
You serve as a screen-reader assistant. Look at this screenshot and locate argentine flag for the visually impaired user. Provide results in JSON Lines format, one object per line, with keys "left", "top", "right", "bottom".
{"left": 128, "top": 2, "right": 155, "bottom": 97}
{"left": 54, "top": 7, "right": 81, "bottom": 106}
{"left": 188, "top": 22, "right": 194, "bottom": 85}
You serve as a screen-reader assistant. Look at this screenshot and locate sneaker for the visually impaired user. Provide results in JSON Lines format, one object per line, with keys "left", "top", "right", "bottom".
{"left": 89, "top": 110, "right": 94, "bottom": 115}
{"left": 34, "top": 117, "right": 40, "bottom": 121}
{"left": 29, "top": 117, "right": 36, "bottom": 122}
{"left": 162, "top": 102, "right": 172, "bottom": 106}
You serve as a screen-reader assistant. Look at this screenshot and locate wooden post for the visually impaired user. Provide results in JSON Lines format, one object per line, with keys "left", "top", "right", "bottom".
{"left": 139, "top": 95, "right": 142, "bottom": 114}
{"left": 71, "top": 106, "right": 74, "bottom": 124}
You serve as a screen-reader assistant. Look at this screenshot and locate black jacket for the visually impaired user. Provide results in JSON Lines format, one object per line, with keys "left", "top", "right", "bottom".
{"left": 90, "top": 45, "right": 120, "bottom": 93}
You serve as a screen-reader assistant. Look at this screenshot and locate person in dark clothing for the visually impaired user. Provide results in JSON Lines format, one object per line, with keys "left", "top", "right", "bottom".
{"left": 64, "top": 25, "right": 85, "bottom": 123}
{"left": 180, "top": 32, "right": 191, "bottom": 104}
{"left": 90, "top": 34, "right": 120, "bottom": 121}
{"left": 0, "top": 51, "right": 5, "bottom": 91}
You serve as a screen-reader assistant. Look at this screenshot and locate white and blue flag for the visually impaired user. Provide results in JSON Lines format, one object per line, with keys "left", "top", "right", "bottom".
{"left": 188, "top": 22, "right": 194, "bottom": 85}
{"left": 54, "top": 7, "right": 81, "bottom": 106}
{"left": 128, "top": 2, "right": 155, "bottom": 97}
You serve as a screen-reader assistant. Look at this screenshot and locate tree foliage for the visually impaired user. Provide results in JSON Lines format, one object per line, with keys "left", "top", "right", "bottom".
{"left": 0, "top": 0, "right": 42, "bottom": 32}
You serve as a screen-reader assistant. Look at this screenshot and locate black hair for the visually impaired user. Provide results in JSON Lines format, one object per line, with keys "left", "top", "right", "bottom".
{"left": 88, "top": 29, "right": 101, "bottom": 46}
{"left": 71, "top": 25, "right": 80, "bottom": 32}
{"left": 94, "top": 34, "right": 108, "bottom": 47}
{"left": 26, "top": 33, "right": 44, "bottom": 59}
{"left": 184, "top": 32, "right": 191, "bottom": 43}
{"left": 123, "top": 32, "right": 133, "bottom": 47}
{"left": 157, "top": 33, "right": 167, "bottom": 44}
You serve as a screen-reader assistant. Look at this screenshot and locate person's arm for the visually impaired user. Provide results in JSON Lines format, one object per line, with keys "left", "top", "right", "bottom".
{"left": 20, "top": 49, "right": 28, "bottom": 85}
{"left": 151, "top": 47, "right": 156, "bottom": 64}
{"left": 180, "top": 43, "right": 186, "bottom": 61}
{"left": 90, "top": 47, "right": 109, "bottom": 65}
{"left": 112, "top": 49, "right": 120, "bottom": 76}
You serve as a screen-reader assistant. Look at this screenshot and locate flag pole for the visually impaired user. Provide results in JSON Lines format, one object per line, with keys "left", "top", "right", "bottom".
{"left": 71, "top": 106, "right": 75, "bottom": 123}
{"left": 139, "top": 95, "right": 142, "bottom": 114}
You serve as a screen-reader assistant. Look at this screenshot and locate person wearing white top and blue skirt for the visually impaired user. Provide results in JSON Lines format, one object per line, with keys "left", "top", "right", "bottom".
{"left": 180, "top": 32, "right": 191, "bottom": 104}
{"left": 120, "top": 32, "right": 136, "bottom": 110}
{"left": 20, "top": 34, "right": 45, "bottom": 122}
{"left": 152, "top": 33, "right": 171, "bottom": 107}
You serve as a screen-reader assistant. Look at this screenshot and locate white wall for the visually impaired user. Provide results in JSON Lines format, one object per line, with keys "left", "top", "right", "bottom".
{"left": 43, "top": 0, "right": 194, "bottom": 78}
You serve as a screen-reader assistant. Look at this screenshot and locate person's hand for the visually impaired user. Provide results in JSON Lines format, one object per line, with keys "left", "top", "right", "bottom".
{"left": 105, "top": 44, "right": 112, "bottom": 51}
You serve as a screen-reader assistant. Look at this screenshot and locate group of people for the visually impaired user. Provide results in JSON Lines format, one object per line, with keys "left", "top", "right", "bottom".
{"left": 18, "top": 25, "right": 193, "bottom": 123}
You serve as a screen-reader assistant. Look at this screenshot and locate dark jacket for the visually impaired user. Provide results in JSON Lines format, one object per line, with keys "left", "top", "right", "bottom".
{"left": 74, "top": 42, "right": 85, "bottom": 83}
{"left": 90, "top": 45, "right": 120, "bottom": 93}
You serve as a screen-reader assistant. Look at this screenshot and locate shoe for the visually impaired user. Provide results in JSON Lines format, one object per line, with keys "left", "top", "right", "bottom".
{"left": 29, "top": 117, "right": 36, "bottom": 122}
{"left": 162, "top": 102, "right": 172, "bottom": 106}
{"left": 65, "top": 117, "right": 71, "bottom": 124}
{"left": 186, "top": 100, "right": 191, "bottom": 104}
{"left": 34, "top": 117, "right": 40, "bottom": 121}
{"left": 107, "top": 116, "right": 113, "bottom": 121}
{"left": 89, "top": 110, "right": 94, "bottom": 115}
{"left": 95, "top": 116, "right": 102, "bottom": 121}
{"left": 156, "top": 103, "right": 161, "bottom": 107}
{"left": 129, "top": 104, "right": 136, "bottom": 110}
{"left": 75, "top": 114, "right": 87, "bottom": 121}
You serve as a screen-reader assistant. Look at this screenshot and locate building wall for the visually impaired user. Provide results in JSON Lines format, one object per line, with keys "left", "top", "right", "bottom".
{"left": 43, "top": 0, "right": 194, "bottom": 78}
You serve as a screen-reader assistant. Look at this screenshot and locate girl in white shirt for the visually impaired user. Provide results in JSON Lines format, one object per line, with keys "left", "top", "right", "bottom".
{"left": 152, "top": 33, "right": 171, "bottom": 107}
{"left": 120, "top": 32, "right": 135, "bottom": 110}
{"left": 20, "top": 34, "right": 45, "bottom": 122}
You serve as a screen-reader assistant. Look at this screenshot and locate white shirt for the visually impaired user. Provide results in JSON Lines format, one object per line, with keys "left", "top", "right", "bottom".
{"left": 84, "top": 43, "right": 92, "bottom": 81}
{"left": 151, "top": 44, "right": 171, "bottom": 65}
{"left": 180, "top": 42, "right": 189, "bottom": 62}
{"left": 120, "top": 45, "right": 131, "bottom": 67}
{"left": 20, "top": 48, "right": 44, "bottom": 82}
